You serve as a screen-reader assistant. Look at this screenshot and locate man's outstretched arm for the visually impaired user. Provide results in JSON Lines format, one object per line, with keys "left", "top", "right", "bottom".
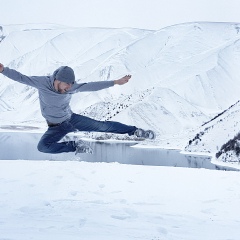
{"left": 72, "top": 75, "right": 132, "bottom": 93}
{"left": 0, "top": 63, "right": 39, "bottom": 88}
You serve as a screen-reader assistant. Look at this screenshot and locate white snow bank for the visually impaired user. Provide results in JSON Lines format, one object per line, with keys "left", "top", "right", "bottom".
{"left": 0, "top": 160, "right": 240, "bottom": 240}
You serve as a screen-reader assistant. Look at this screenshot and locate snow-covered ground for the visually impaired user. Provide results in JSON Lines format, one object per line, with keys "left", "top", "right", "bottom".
{"left": 0, "top": 160, "right": 240, "bottom": 240}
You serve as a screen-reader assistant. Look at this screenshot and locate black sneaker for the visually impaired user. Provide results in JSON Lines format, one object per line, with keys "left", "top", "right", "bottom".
{"left": 134, "top": 128, "right": 156, "bottom": 140}
{"left": 75, "top": 140, "right": 94, "bottom": 154}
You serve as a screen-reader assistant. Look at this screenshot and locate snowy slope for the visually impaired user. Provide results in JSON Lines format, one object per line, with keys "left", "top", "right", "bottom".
{"left": 185, "top": 100, "right": 240, "bottom": 162}
{"left": 1, "top": 22, "right": 240, "bottom": 142}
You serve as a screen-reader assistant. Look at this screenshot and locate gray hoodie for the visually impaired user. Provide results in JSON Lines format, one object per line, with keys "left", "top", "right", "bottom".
{"left": 1, "top": 67, "right": 114, "bottom": 124}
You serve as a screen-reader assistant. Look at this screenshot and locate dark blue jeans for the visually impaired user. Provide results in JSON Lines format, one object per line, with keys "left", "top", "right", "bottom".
{"left": 37, "top": 113, "right": 137, "bottom": 154}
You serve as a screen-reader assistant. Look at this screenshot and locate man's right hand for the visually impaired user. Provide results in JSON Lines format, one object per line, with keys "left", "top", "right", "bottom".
{"left": 0, "top": 63, "right": 4, "bottom": 73}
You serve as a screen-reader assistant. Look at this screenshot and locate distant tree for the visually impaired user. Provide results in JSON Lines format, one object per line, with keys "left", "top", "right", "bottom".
{"left": 216, "top": 132, "right": 240, "bottom": 158}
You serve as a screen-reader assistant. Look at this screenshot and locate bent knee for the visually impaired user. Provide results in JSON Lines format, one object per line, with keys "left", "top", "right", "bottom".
{"left": 37, "top": 141, "right": 50, "bottom": 153}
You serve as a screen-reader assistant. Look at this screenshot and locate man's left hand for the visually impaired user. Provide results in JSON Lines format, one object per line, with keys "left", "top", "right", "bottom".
{"left": 114, "top": 75, "right": 132, "bottom": 85}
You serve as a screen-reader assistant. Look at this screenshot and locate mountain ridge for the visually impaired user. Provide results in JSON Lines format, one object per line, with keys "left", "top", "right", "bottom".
{"left": 1, "top": 22, "right": 240, "bottom": 164}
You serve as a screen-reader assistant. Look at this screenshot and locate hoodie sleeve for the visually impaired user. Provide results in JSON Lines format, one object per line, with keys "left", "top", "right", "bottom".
{"left": 71, "top": 80, "right": 114, "bottom": 93}
{"left": 1, "top": 67, "right": 41, "bottom": 88}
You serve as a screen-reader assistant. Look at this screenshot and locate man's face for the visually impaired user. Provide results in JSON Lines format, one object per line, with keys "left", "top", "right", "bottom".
{"left": 56, "top": 81, "right": 72, "bottom": 94}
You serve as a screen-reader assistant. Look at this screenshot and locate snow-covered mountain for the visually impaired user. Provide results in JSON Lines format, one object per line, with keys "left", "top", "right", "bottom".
{"left": 1, "top": 22, "right": 240, "bottom": 162}
{"left": 185, "top": 99, "right": 240, "bottom": 163}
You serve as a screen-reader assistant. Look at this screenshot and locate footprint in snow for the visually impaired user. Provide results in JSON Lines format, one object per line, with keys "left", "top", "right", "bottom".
{"left": 111, "top": 208, "right": 138, "bottom": 220}
{"left": 79, "top": 218, "right": 87, "bottom": 228}
{"left": 70, "top": 191, "right": 78, "bottom": 196}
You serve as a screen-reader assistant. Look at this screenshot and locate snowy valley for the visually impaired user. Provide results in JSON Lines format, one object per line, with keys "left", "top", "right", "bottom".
{"left": 1, "top": 22, "right": 240, "bottom": 165}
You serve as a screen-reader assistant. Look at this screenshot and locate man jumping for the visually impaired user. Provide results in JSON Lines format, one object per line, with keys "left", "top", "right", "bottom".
{"left": 0, "top": 64, "right": 155, "bottom": 154}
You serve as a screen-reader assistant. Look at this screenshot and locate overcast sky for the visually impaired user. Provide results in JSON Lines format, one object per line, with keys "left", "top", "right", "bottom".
{"left": 1, "top": 0, "right": 240, "bottom": 30}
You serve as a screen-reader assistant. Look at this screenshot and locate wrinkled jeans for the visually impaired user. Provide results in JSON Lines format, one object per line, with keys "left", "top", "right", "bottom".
{"left": 37, "top": 113, "right": 137, "bottom": 154}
